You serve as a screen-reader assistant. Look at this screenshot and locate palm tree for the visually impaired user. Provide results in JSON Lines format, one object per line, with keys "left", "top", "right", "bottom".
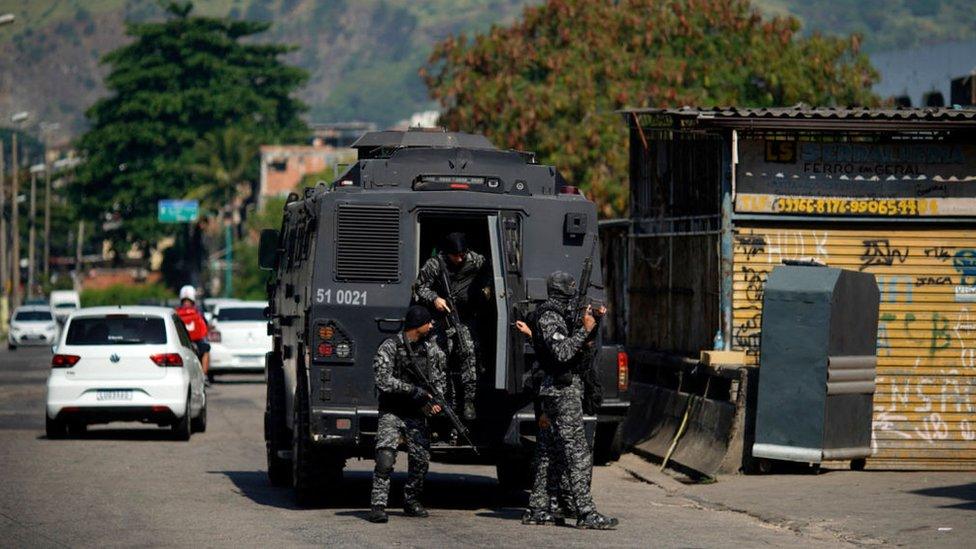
{"left": 186, "top": 126, "right": 259, "bottom": 213}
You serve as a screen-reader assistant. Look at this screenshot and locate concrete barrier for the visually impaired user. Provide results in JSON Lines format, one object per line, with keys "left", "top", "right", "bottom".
{"left": 621, "top": 350, "right": 756, "bottom": 477}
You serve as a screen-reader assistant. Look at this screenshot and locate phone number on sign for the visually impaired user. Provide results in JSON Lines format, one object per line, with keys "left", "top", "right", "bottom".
{"left": 771, "top": 197, "right": 936, "bottom": 216}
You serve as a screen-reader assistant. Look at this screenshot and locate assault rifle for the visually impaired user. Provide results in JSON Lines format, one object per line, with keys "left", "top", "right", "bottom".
{"left": 571, "top": 238, "right": 604, "bottom": 414}
{"left": 403, "top": 339, "right": 479, "bottom": 454}
{"left": 570, "top": 238, "right": 602, "bottom": 335}
{"left": 438, "top": 257, "right": 475, "bottom": 359}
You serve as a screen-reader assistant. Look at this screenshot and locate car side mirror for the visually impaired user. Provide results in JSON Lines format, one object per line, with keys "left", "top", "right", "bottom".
{"left": 258, "top": 229, "right": 280, "bottom": 271}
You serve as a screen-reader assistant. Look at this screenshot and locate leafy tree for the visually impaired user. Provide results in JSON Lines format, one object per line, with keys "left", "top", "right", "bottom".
{"left": 423, "top": 0, "right": 879, "bottom": 217}
{"left": 186, "top": 126, "right": 259, "bottom": 212}
{"left": 72, "top": 1, "right": 308, "bottom": 261}
{"left": 232, "top": 195, "right": 287, "bottom": 300}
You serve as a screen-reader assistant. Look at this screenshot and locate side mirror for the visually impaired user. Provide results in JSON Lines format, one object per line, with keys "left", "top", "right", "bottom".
{"left": 258, "top": 229, "right": 280, "bottom": 271}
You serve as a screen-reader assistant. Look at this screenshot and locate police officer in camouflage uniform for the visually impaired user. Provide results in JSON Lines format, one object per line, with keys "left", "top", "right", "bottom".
{"left": 414, "top": 232, "right": 490, "bottom": 421}
{"left": 368, "top": 305, "right": 447, "bottom": 524}
{"left": 516, "top": 320, "right": 575, "bottom": 526}
{"left": 525, "top": 271, "right": 618, "bottom": 530}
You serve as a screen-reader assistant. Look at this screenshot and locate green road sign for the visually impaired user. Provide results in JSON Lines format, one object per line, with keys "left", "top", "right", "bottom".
{"left": 158, "top": 199, "right": 199, "bottom": 223}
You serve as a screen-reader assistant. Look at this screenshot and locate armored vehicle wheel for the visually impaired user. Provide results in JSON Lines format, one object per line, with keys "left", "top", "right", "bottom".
{"left": 495, "top": 456, "right": 532, "bottom": 492}
{"left": 292, "top": 363, "right": 344, "bottom": 506}
{"left": 594, "top": 421, "right": 624, "bottom": 465}
{"left": 265, "top": 352, "right": 291, "bottom": 487}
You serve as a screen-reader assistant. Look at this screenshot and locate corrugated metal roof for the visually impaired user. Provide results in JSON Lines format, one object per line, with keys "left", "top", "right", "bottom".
{"left": 351, "top": 129, "right": 495, "bottom": 150}
{"left": 622, "top": 106, "right": 976, "bottom": 130}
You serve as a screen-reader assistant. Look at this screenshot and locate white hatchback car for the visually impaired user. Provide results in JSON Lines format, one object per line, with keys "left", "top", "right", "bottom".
{"left": 8, "top": 305, "right": 60, "bottom": 350}
{"left": 208, "top": 301, "right": 271, "bottom": 375}
{"left": 45, "top": 306, "right": 207, "bottom": 440}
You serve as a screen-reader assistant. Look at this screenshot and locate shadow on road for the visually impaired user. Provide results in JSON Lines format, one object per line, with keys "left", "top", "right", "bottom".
{"left": 910, "top": 482, "right": 976, "bottom": 510}
{"left": 215, "top": 468, "right": 527, "bottom": 513}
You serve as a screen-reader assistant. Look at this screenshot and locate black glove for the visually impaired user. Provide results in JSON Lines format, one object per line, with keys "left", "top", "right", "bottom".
{"left": 410, "top": 387, "right": 430, "bottom": 403}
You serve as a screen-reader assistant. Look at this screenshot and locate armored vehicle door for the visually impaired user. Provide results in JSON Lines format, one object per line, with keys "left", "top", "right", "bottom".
{"left": 489, "top": 211, "right": 524, "bottom": 392}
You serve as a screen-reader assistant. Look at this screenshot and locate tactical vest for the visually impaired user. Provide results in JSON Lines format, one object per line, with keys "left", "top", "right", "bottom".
{"left": 529, "top": 299, "right": 580, "bottom": 383}
{"left": 377, "top": 334, "right": 432, "bottom": 416}
{"left": 437, "top": 253, "right": 482, "bottom": 314}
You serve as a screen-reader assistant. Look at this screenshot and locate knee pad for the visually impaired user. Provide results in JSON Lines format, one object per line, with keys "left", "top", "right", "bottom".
{"left": 375, "top": 448, "right": 396, "bottom": 477}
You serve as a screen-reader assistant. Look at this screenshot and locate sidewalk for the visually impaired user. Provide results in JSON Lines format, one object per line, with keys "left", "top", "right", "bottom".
{"left": 616, "top": 453, "right": 976, "bottom": 547}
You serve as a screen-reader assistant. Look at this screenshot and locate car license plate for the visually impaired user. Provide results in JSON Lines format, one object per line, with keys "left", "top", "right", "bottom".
{"left": 239, "top": 355, "right": 263, "bottom": 364}
{"left": 96, "top": 390, "right": 132, "bottom": 401}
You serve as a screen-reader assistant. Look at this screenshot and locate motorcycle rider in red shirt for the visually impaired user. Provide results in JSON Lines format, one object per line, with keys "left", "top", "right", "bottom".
{"left": 175, "top": 285, "right": 211, "bottom": 381}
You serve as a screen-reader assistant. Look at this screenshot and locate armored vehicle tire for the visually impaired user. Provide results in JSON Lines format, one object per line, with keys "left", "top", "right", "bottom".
{"left": 495, "top": 456, "right": 532, "bottom": 492}
{"left": 292, "top": 363, "right": 344, "bottom": 506}
{"left": 265, "top": 352, "right": 292, "bottom": 487}
{"left": 594, "top": 421, "right": 624, "bottom": 465}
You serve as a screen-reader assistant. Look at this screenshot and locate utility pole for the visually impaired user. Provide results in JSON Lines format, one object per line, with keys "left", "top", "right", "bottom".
{"left": 27, "top": 166, "right": 36, "bottom": 299}
{"left": 43, "top": 164, "right": 50, "bottom": 281}
{"left": 10, "top": 133, "right": 19, "bottom": 308}
{"left": 0, "top": 138, "right": 6, "bottom": 332}
{"left": 75, "top": 220, "right": 84, "bottom": 291}
{"left": 224, "top": 209, "right": 233, "bottom": 298}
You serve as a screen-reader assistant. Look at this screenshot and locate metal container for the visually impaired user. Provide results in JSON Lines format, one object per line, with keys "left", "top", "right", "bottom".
{"left": 752, "top": 265, "right": 880, "bottom": 465}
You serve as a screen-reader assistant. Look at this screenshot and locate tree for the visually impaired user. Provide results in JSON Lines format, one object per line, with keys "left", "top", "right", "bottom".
{"left": 423, "top": 0, "right": 879, "bottom": 217}
{"left": 72, "top": 1, "right": 308, "bottom": 260}
{"left": 232, "top": 195, "right": 287, "bottom": 300}
{"left": 186, "top": 126, "right": 259, "bottom": 212}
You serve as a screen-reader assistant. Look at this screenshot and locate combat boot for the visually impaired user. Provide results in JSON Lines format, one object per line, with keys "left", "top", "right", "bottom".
{"left": 367, "top": 506, "right": 388, "bottom": 523}
{"left": 521, "top": 508, "right": 558, "bottom": 525}
{"left": 576, "top": 511, "right": 619, "bottom": 530}
{"left": 403, "top": 501, "right": 429, "bottom": 517}
{"left": 552, "top": 505, "right": 577, "bottom": 526}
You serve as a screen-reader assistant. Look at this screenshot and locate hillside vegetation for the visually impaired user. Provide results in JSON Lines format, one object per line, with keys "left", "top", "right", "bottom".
{"left": 0, "top": 0, "right": 971, "bottom": 140}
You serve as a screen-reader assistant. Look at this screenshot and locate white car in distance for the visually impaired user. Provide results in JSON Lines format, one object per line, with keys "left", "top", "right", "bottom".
{"left": 50, "top": 290, "right": 82, "bottom": 324}
{"left": 45, "top": 306, "right": 207, "bottom": 440}
{"left": 208, "top": 301, "right": 271, "bottom": 375}
{"left": 8, "top": 305, "right": 59, "bottom": 350}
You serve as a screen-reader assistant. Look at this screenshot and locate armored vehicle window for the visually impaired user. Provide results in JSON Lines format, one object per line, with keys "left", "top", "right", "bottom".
{"left": 335, "top": 204, "right": 400, "bottom": 282}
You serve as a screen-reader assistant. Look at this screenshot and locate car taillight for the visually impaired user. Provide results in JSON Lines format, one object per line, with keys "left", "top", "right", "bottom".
{"left": 317, "top": 343, "right": 333, "bottom": 357}
{"left": 617, "top": 351, "right": 629, "bottom": 391}
{"left": 150, "top": 353, "right": 183, "bottom": 367}
{"left": 51, "top": 354, "right": 80, "bottom": 368}
{"left": 208, "top": 330, "right": 221, "bottom": 343}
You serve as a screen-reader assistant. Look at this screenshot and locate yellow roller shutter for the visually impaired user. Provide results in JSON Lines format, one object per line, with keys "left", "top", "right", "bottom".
{"left": 733, "top": 225, "right": 976, "bottom": 470}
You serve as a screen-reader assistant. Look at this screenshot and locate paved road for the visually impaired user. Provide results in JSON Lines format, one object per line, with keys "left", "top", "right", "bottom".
{"left": 0, "top": 347, "right": 914, "bottom": 547}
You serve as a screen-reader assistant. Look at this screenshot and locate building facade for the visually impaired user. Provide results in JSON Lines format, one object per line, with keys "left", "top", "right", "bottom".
{"left": 610, "top": 107, "right": 976, "bottom": 470}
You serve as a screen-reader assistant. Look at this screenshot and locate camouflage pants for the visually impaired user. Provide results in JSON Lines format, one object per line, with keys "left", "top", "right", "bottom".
{"left": 370, "top": 413, "right": 430, "bottom": 507}
{"left": 445, "top": 321, "right": 478, "bottom": 403}
{"left": 539, "top": 383, "right": 595, "bottom": 517}
{"left": 527, "top": 408, "right": 574, "bottom": 513}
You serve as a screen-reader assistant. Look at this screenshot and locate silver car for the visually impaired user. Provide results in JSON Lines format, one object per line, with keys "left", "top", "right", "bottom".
{"left": 8, "top": 305, "right": 59, "bottom": 350}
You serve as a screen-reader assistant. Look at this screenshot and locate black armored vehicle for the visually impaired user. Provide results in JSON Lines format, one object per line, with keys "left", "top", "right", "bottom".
{"left": 259, "top": 129, "right": 629, "bottom": 502}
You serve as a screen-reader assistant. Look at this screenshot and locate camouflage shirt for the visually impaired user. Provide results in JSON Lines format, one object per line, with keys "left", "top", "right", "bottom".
{"left": 537, "top": 308, "right": 589, "bottom": 365}
{"left": 536, "top": 305, "right": 589, "bottom": 395}
{"left": 374, "top": 332, "right": 447, "bottom": 414}
{"left": 414, "top": 251, "right": 488, "bottom": 314}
